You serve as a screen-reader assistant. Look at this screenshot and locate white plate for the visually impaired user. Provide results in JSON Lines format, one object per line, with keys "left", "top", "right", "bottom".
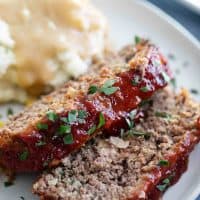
{"left": 0, "top": 0, "right": 200, "bottom": 199}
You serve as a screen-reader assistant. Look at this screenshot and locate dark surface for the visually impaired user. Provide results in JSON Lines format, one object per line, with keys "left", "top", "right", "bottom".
{"left": 147, "top": 1, "right": 200, "bottom": 199}
{"left": 147, "top": 0, "right": 200, "bottom": 40}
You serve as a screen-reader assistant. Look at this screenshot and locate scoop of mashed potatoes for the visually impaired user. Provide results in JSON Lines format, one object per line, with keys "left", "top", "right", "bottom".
{"left": 0, "top": 0, "right": 108, "bottom": 103}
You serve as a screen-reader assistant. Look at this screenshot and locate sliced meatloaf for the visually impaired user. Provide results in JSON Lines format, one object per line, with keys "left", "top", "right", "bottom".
{"left": 0, "top": 41, "right": 170, "bottom": 172}
{"left": 33, "top": 88, "right": 200, "bottom": 200}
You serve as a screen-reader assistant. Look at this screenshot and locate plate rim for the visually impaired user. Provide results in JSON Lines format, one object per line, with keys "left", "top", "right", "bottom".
{"left": 139, "top": 0, "right": 200, "bottom": 51}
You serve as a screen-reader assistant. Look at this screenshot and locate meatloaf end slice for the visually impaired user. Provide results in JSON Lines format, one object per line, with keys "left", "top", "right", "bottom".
{"left": 0, "top": 41, "right": 170, "bottom": 172}
{"left": 33, "top": 88, "right": 200, "bottom": 200}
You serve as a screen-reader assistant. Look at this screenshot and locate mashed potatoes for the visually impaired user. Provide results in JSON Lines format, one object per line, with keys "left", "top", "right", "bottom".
{"left": 0, "top": 0, "right": 108, "bottom": 103}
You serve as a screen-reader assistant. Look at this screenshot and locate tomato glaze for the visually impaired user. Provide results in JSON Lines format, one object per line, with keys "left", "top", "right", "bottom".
{"left": 1, "top": 50, "right": 170, "bottom": 172}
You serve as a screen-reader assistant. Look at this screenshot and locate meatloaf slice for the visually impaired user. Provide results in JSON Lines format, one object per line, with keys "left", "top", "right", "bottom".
{"left": 0, "top": 41, "right": 170, "bottom": 172}
{"left": 33, "top": 88, "right": 200, "bottom": 200}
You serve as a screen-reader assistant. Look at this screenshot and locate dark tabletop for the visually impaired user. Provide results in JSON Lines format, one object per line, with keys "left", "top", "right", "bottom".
{"left": 147, "top": 1, "right": 200, "bottom": 200}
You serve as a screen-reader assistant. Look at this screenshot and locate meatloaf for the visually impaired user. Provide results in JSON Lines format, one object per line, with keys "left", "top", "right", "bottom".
{"left": 33, "top": 88, "right": 200, "bottom": 200}
{"left": 0, "top": 41, "right": 170, "bottom": 172}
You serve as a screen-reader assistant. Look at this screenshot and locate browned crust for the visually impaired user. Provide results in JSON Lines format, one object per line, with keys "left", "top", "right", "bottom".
{"left": 0, "top": 41, "right": 170, "bottom": 172}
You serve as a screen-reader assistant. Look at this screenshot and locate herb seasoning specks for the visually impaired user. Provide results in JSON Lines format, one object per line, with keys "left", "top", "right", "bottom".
{"left": 19, "top": 151, "right": 29, "bottom": 161}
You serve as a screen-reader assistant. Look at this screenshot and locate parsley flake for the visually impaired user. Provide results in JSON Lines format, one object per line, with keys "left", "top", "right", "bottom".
{"left": 129, "top": 109, "right": 137, "bottom": 120}
{"left": 190, "top": 89, "right": 199, "bottom": 95}
{"left": 4, "top": 181, "right": 13, "bottom": 187}
{"left": 7, "top": 107, "right": 13, "bottom": 116}
{"left": 100, "top": 79, "right": 118, "bottom": 95}
{"left": 128, "top": 130, "right": 150, "bottom": 139}
{"left": 134, "top": 35, "right": 141, "bottom": 44}
{"left": 46, "top": 111, "right": 58, "bottom": 122}
{"left": 140, "top": 86, "right": 150, "bottom": 92}
{"left": 125, "top": 118, "right": 134, "bottom": 129}
{"left": 170, "top": 78, "right": 177, "bottom": 89}
{"left": 68, "top": 110, "right": 77, "bottom": 123}
{"left": 87, "top": 125, "right": 96, "bottom": 135}
{"left": 132, "top": 75, "right": 140, "bottom": 86}
{"left": 78, "top": 110, "right": 87, "bottom": 119}
{"left": 88, "top": 85, "right": 98, "bottom": 94}
{"left": 19, "top": 150, "right": 29, "bottom": 161}
{"left": 158, "top": 160, "right": 169, "bottom": 167}
{"left": 161, "top": 72, "right": 170, "bottom": 83}
{"left": 97, "top": 112, "right": 105, "bottom": 129}
{"left": 63, "top": 134, "right": 73, "bottom": 145}
{"left": 139, "top": 99, "right": 153, "bottom": 107}
{"left": 60, "top": 117, "right": 68, "bottom": 123}
{"left": 155, "top": 111, "right": 172, "bottom": 119}
{"left": 156, "top": 178, "right": 170, "bottom": 192}
{"left": 58, "top": 125, "right": 71, "bottom": 135}
{"left": 77, "top": 110, "right": 87, "bottom": 123}
{"left": 37, "top": 123, "right": 48, "bottom": 130}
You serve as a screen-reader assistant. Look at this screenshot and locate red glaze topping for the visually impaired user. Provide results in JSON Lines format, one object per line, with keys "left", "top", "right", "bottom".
{"left": 0, "top": 48, "right": 170, "bottom": 172}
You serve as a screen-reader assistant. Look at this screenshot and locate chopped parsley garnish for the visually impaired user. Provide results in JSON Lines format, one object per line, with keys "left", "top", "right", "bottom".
{"left": 67, "top": 110, "right": 87, "bottom": 124}
{"left": 63, "top": 134, "right": 73, "bottom": 145}
{"left": 7, "top": 107, "right": 13, "bottom": 116}
{"left": 0, "top": 114, "right": 2, "bottom": 118}
{"left": 100, "top": 79, "right": 119, "bottom": 95}
{"left": 58, "top": 125, "right": 71, "bottom": 135}
{"left": 139, "top": 99, "right": 153, "bottom": 107}
{"left": 88, "top": 85, "right": 98, "bottom": 94}
{"left": 129, "top": 109, "right": 137, "bottom": 120}
{"left": 19, "top": 150, "right": 29, "bottom": 161}
{"left": 68, "top": 110, "right": 77, "bottom": 123}
{"left": 140, "top": 86, "right": 150, "bottom": 92}
{"left": 35, "top": 140, "right": 46, "bottom": 147}
{"left": 161, "top": 72, "right": 170, "bottom": 83}
{"left": 125, "top": 118, "right": 134, "bottom": 129}
{"left": 87, "top": 125, "right": 97, "bottom": 135}
{"left": 60, "top": 117, "right": 68, "bottom": 123}
{"left": 152, "top": 60, "right": 161, "bottom": 67}
{"left": 97, "top": 112, "right": 105, "bottom": 129}
{"left": 78, "top": 110, "right": 87, "bottom": 119}
{"left": 158, "top": 160, "right": 169, "bottom": 167}
{"left": 88, "top": 79, "right": 118, "bottom": 96}
{"left": 36, "top": 123, "right": 48, "bottom": 130}
{"left": 170, "top": 78, "right": 176, "bottom": 89}
{"left": 134, "top": 35, "right": 141, "bottom": 44}
{"left": 132, "top": 75, "right": 140, "bottom": 86}
{"left": 190, "top": 89, "right": 199, "bottom": 95}
{"left": 4, "top": 181, "right": 13, "bottom": 187}
{"left": 77, "top": 110, "right": 87, "bottom": 123}
{"left": 46, "top": 111, "right": 58, "bottom": 122}
{"left": 155, "top": 111, "right": 172, "bottom": 119}
{"left": 156, "top": 178, "right": 171, "bottom": 192}
{"left": 128, "top": 130, "right": 150, "bottom": 138}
